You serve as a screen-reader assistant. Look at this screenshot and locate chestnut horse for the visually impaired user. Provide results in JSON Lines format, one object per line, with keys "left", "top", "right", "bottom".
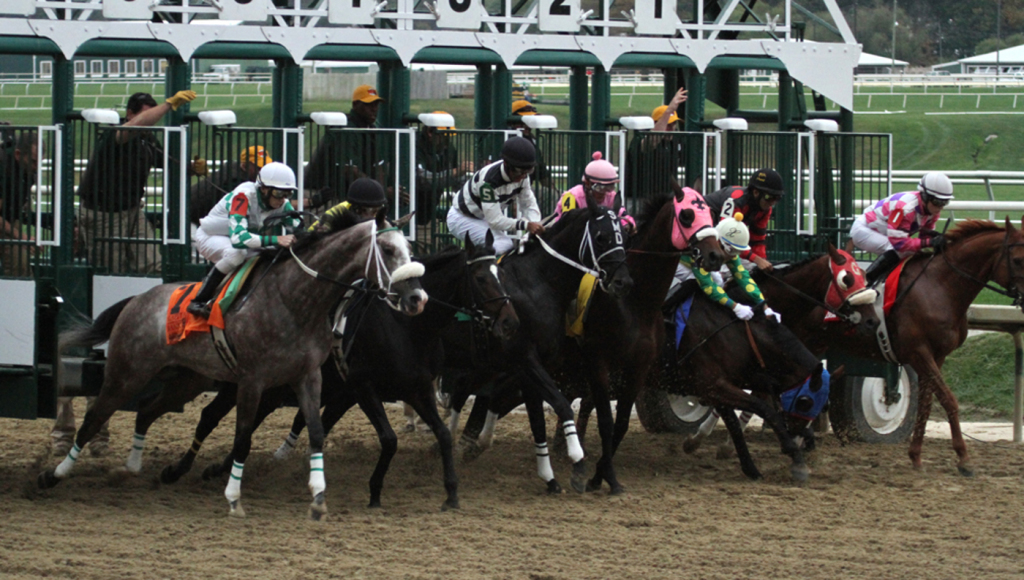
{"left": 823, "top": 218, "right": 1024, "bottom": 475}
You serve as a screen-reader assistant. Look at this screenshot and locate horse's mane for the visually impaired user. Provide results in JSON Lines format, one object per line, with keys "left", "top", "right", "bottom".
{"left": 633, "top": 195, "right": 675, "bottom": 235}
{"left": 417, "top": 245, "right": 465, "bottom": 271}
{"left": 286, "top": 210, "right": 367, "bottom": 255}
{"left": 750, "top": 254, "right": 822, "bottom": 283}
{"left": 945, "top": 219, "right": 1004, "bottom": 243}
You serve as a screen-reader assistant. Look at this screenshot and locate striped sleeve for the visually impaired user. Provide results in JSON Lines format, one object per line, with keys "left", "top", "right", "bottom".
{"left": 227, "top": 192, "right": 261, "bottom": 249}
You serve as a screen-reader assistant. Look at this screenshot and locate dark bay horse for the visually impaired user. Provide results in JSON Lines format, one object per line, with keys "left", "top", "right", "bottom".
{"left": 815, "top": 218, "right": 1024, "bottom": 475}
{"left": 443, "top": 204, "right": 633, "bottom": 492}
{"left": 451, "top": 186, "right": 727, "bottom": 493}
{"left": 42, "top": 211, "right": 426, "bottom": 519}
{"left": 160, "top": 233, "right": 518, "bottom": 511}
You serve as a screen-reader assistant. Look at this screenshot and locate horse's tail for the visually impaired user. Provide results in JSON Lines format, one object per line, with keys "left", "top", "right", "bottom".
{"left": 58, "top": 296, "right": 134, "bottom": 355}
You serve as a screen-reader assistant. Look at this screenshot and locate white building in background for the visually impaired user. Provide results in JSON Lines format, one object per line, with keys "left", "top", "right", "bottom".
{"left": 932, "top": 44, "right": 1024, "bottom": 75}
{"left": 856, "top": 51, "right": 909, "bottom": 74}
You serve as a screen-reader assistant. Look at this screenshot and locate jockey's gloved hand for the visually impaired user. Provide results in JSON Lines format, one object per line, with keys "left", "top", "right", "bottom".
{"left": 732, "top": 303, "right": 754, "bottom": 321}
{"left": 929, "top": 233, "right": 947, "bottom": 252}
{"left": 764, "top": 306, "right": 782, "bottom": 323}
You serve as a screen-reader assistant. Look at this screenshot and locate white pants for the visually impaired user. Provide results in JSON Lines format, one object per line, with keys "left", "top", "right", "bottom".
{"left": 446, "top": 206, "right": 515, "bottom": 255}
{"left": 194, "top": 227, "right": 254, "bottom": 274}
{"left": 850, "top": 217, "right": 895, "bottom": 256}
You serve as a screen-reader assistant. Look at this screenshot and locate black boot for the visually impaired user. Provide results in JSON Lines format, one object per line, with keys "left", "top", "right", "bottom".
{"left": 865, "top": 249, "right": 900, "bottom": 287}
{"left": 187, "top": 267, "right": 228, "bottom": 318}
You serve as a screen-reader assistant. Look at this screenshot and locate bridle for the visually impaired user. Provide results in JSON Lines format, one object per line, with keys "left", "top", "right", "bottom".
{"left": 941, "top": 236, "right": 1024, "bottom": 309}
{"left": 429, "top": 253, "right": 513, "bottom": 333}
{"left": 761, "top": 264, "right": 864, "bottom": 324}
{"left": 534, "top": 212, "right": 627, "bottom": 292}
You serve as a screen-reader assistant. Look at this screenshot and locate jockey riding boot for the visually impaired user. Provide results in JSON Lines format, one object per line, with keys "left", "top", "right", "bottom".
{"left": 865, "top": 249, "right": 900, "bottom": 287}
{"left": 187, "top": 267, "right": 228, "bottom": 319}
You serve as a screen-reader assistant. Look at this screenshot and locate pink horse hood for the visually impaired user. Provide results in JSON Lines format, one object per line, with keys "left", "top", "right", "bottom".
{"left": 671, "top": 187, "right": 717, "bottom": 250}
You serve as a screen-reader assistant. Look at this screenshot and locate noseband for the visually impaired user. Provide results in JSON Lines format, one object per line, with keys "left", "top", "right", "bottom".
{"left": 464, "top": 254, "right": 512, "bottom": 331}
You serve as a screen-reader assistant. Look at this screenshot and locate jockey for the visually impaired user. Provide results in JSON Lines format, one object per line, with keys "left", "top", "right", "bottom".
{"left": 675, "top": 213, "right": 780, "bottom": 322}
{"left": 189, "top": 161, "right": 302, "bottom": 318}
{"left": 705, "top": 168, "right": 784, "bottom": 272}
{"left": 446, "top": 136, "right": 544, "bottom": 255}
{"left": 851, "top": 171, "right": 953, "bottom": 285}
{"left": 309, "top": 177, "right": 387, "bottom": 231}
{"left": 552, "top": 151, "right": 636, "bottom": 234}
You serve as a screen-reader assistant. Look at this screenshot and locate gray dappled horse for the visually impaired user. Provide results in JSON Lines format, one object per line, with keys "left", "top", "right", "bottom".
{"left": 40, "top": 211, "right": 426, "bottom": 520}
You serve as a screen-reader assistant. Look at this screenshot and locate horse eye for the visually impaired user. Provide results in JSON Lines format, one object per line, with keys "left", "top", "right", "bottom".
{"left": 838, "top": 272, "right": 851, "bottom": 290}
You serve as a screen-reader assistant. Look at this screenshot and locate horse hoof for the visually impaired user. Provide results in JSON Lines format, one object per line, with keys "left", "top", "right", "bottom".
{"left": 585, "top": 477, "right": 603, "bottom": 493}
{"left": 790, "top": 463, "right": 810, "bottom": 483}
{"left": 202, "top": 464, "right": 223, "bottom": 481}
{"left": 716, "top": 445, "right": 735, "bottom": 460}
{"left": 461, "top": 442, "right": 484, "bottom": 463}
{"left": 609, "top": 484, "right": 625, "bottom": 496}
{"left": 37, "top": 469, "right": 61, "bottom": 489}
{"left": 308, "top": 492, "right": 327, "bottom": 521}
{"left": 441, "top": 497, "right": 460, "bottom": 511}
{"left": 957, "top": 464, "right": 975, "bottom": 477}
{"left": 682, "top": 438, "right": 702, "bottom": 455}
{"left": 743, "top": 469, "right": 763, "bottom": 480}
{"left": 160, "top": 465, "right": 181, "bottom": 485}
{"left": 228, "top": 500, "right": 246, "bottom": 518}
{"left": 546, "top": 479, "right": 563, "bottom": 494}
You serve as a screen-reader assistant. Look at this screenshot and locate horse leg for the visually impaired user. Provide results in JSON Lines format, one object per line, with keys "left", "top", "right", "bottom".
{"left": 350, "top": 388, "right": 397, "bottom": 509}
{"left": 683, "top": 409, "right": 719, "bottom": 454}
{"left": 576, "top": 396, "right": 595, "bottom": 444}
{"left": 162, "top": 382, "right": 237, "bottom": 484}
{"left": 275, "top": 409, "right": 308, "bottom": 460}
{"left": 717, "top": 406, "right": 761, "bottom": 480}
{"left": 910, "top": 358, "right": 972, "bottom": 476}
{"left": 716, "top": 410, "right": 755, "bottom": 459}
{"left": 128, "top": 369, "right": 210, "bottom": 475}
{"left": 40, "top": 364, "right": 160, "bottom": 489}
{"left": 521, "top": 385, "right": 562, "bottom": 495}
{"left": 204, "top": 386, "right": 289, "bottom": 480}
{"left": 406, "top": 387, "right": 459, "bottom": 510}
{"left": 584, "top": 364, "right": 622, "bottom": 494}
{"left": 521, "top": 351, "right": 584, "bottom": 465}
{"left": 293, "top": 370, "right": 328, "bottom": 521}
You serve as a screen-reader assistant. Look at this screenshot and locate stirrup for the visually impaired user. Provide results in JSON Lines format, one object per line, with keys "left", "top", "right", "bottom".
{"left": 187, "top": 300, "right": 212, "bottom": 319}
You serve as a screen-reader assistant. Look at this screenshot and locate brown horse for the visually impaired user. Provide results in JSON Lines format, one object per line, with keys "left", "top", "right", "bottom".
{"left": 826, "top": 218, "right": 1024, "bottom": 475}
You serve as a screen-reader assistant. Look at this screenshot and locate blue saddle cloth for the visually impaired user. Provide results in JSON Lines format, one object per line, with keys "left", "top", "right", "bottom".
{"left": 673, "top": 296, "right": 694, "bottom": 350}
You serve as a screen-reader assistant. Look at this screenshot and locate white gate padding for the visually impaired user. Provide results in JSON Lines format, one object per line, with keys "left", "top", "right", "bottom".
{"left": 103, "top": 0, "right": 152, "bottom": 20}
{"left": 0, "top": 0, "right": 36, "bottom": 16}
{"left": 0, "top": 280, "right": 36, "bottom": 366}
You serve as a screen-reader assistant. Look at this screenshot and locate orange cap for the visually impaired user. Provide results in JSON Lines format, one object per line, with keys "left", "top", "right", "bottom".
{"left": 352, "top": 85, "right": 384, "bottom": 103}
{"left": 430, "top": 110, "right": 453, "bottom": 131}
{"left": 652, "top": 105, "right": 680, "bottom": 124}
{"left": 511, "top": 100, "right": 537, "bottom": 116}
{"left": 240, "top": 145, "right": 272, "bottom": 167}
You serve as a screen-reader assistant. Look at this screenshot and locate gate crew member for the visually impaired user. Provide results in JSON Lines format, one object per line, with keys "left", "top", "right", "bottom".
{"left": 446, "top": 136, "right": 544, "bottom": 255}
{"left": 850, "top": 171, "right": 953, "bottom": 285}
{"left": 705, "top": 168, "right": 785, "bottom": 272}
{"left": 188, "top": 162, "right": 302, "bottom": 318}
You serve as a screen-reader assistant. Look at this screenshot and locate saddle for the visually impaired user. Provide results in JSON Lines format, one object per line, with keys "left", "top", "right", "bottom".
{"left": 165, "top": 256, "right": 261, "bottom": 345}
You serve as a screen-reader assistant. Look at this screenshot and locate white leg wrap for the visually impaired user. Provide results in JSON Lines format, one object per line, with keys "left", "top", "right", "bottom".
{"left": 563, "top": 420, "right": 584, "bottom": 463}
{"left": 697, "top": 410, "right": 720, "bottom": 438}
{"left": 308, "top": 452, "right": 326, "bottom": 497}
{"left": 274, "top": 432, "right": 299, "bottom": 460}
{"left": 535, "top": 442, "right": 554, "bottom": 482}
{"left": 224, "top": 461, "right": 244, "bottom": 503}
{"left": 54, "top": 443, "right": 81, "bottom": 479}
{"left": 125, "top": 433, "right": 146, "bottom": 474}
{"left": 479, "top": 411, "right": 498, "bottom": 448}
{"left": 447, "top": 410, "right": 460, "bottom": 434}
{"left": 739, "top": 411, "right": 753, "bottom": 430}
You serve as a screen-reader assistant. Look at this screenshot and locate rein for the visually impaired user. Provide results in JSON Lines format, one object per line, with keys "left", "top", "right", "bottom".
{"left": 940, "top": 240, "right": 1024, "bottom": 307}
{"left": 743, "top": 321, "right": 767, "bottom": 369}
{"left": 676, "top": 315, "right": 742, "bottom": 366}
{"left": 534, "top": 221, "right": 626, "bottom": 291}
{"left": 761, "top": 267, "right": 856, "bottom": 323}
{"left": 427, "top": 254, "right": 511, "bottom": 331}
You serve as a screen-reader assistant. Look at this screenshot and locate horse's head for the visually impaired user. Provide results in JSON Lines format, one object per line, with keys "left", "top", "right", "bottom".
{"left": 585, "top": 203, "right": 633, "bottom": 297}
{"left": 999, "top": 217, "right": 1024, "bottom": 306}
{"left": 824, "top": 243, "right": 879, "bottom": 332}
{"left": 371, "top": 210, "right": 428, "bottom": 316}
{"left": 464, "top": 231, "right": 519, "bottom": 340}
{"left": 670, "top": 182, "right": 725, "bottom": 272}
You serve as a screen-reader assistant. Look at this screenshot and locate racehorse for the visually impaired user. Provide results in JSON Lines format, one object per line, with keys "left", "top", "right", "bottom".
{"left": 678, "top": 243, "right": 879, "bottom": 461}
{"left": 160, "top": 233, "right": 518, "bottom": 511}
{"left": 817, "top": 218, "right": 1024, "bottom": 475}
{"left": 451, "top": 186, "right": 727, "bottom": 493}
{"left": 442, "top": 203, "right": 634, "bottom": 493}
{"left": 40, "top": 210, "right": 426, "bottom": 520}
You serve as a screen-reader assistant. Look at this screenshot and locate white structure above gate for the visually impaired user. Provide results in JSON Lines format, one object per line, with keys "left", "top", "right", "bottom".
{"left": 1, "top": 0, "right": 861, "bottom": 109}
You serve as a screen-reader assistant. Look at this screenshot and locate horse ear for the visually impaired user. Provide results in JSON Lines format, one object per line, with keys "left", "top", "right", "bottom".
{"left": 691, "top": 177, "right": 703, "bottom": 194}
{"left": 670, "top": 179, "right": 684, "bottom": 201}
{"left": 826, "top": 242, "right": 846, "bottom": 265}
{"left": 375, "top": 207, "right": 387, "bottom": 228}
{"left": 844, "top": 238, "right": 855, "bottom": 253}
{"left": 677, "top": 208, "right": 695, "bottom": 228}
{"left": 484, "top": 228, "right": 495, "bottom": 250}
{"left": 394, "top": 211, "right": 415, "bottom": 229}
{"left": 464, "top": 233, "right": 476, "bottom": 254}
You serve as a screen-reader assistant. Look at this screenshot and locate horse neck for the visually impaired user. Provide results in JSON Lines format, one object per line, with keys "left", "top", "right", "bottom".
{"left": 288, "top": 227, "right": 373, "bottom": 316}
{"left": 773, "top": 257, "right": 832, "bottom": 304}
{"left": 512, "top": 224, "right": 589, "bottom": 305}
{"left": 934, "top": 231, "right": 1005, "bottom": 308}
{"left": 416, "top": 255, "right": 468, "bottom": 332}
{"left": 626, "top": 207, "right": 680, "bottom": 306}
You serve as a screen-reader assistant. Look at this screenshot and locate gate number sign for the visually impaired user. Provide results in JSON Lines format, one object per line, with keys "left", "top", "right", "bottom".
{"left": 538, "top": 0, "right": 581, "bottom": 33}
{"left": 634, "top": 0, "right": 678, "bottom": 36}
{"left": 436, "top": 0, "right": 482, "bottom": 30}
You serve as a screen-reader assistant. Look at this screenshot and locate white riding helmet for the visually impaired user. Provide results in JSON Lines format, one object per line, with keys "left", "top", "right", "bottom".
{"left": 918, "top": 171, "right": 954, "bottom": 200}
{"left": 716, "top": 213, "right": 751, "bottom": 255}
{"left": 257, "top": 161, "right": 298, "bottom": 191}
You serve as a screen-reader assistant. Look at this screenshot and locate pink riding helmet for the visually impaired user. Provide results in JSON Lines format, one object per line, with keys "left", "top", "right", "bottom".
{"left": 583, "top": 152, "right": 619, "bottom": 184}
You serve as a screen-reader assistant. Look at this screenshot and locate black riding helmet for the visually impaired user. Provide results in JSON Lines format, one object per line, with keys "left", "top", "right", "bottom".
{"left": 748, "top": 168, "right": 784, "bottom": 196}
{"left": 346, "top": 177, "right": 387, "bottom": 207}
{"left": 501, "top": 136, "right": 537, "bottom": 169}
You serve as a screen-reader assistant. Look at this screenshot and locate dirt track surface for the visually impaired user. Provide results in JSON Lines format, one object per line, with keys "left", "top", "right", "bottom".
{"left": 1, "top": 396, "right": 1023, "bottom": 580}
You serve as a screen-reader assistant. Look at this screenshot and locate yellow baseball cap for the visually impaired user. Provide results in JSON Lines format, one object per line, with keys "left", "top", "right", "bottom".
{"left": 512, "top": 100, "right": 537, "bottom": 116}
{"left": 352, "top": 85, "right": 384, "bottom": 103}
{"left": 240, "top": 145, "right": 272, "bottom": 168}
{"left": 431, "top": 110, "right": 453, "bottom": 131}
{"left": 652, "top": 105, "right": 680, "bottom": 124}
